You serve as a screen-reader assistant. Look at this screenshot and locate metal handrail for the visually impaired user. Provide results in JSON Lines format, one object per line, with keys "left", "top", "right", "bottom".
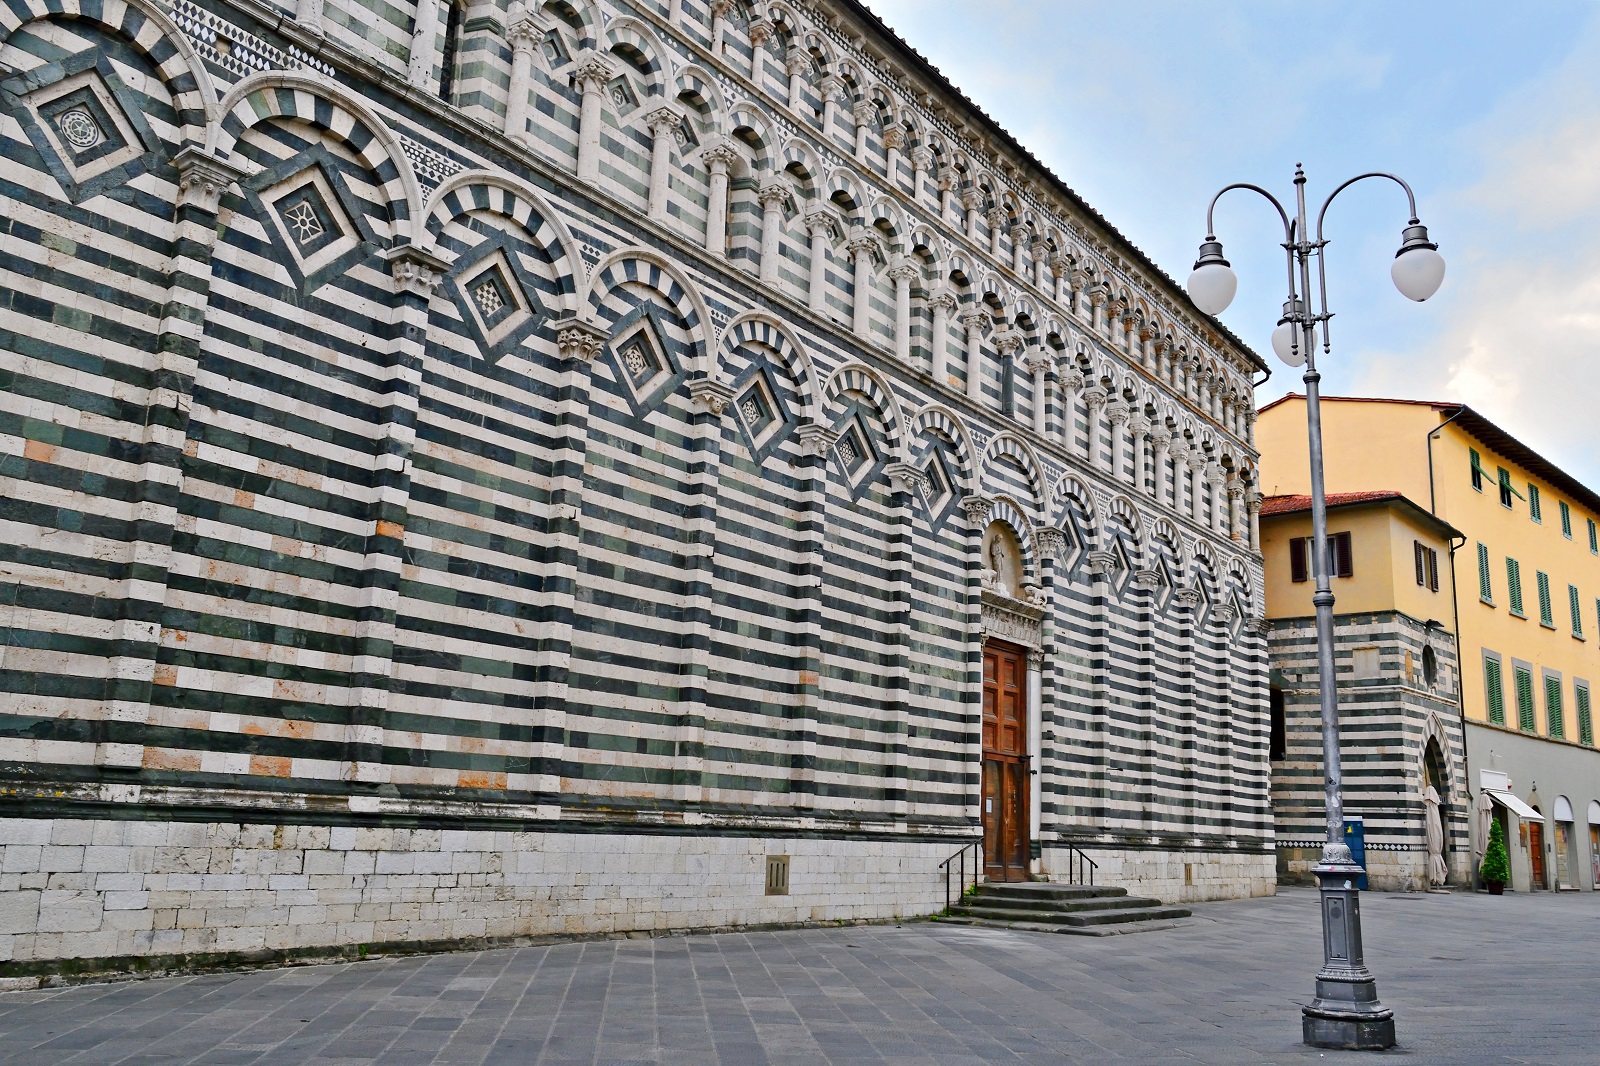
{"left": 1062, "top": 843, "right": 1097, "bottom": 886}
{"left": 938, "top": 840, "right": 982, "bottom": 911}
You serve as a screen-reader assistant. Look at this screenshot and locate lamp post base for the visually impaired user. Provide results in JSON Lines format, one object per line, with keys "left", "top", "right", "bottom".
{"left": 1302, "top": 857, "right": 1396, "bottom": 1050}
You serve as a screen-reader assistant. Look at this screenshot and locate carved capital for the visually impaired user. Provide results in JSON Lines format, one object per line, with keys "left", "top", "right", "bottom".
{"left": 1188, "top": 453, "right": 1210, "bottom": 472}
{"left": 1213, "top": 602, "right": 1239, "bottom": 624}
{"left": 803, "top": 208, "right": 835, "bottom": 238}
{"left": 1026, "top": 647, "right": 1046, "bottom": 668}
{"left": 984, "top": 205, "right": 1007, "bottom": 228}
{"left": 1247, "top": 490, "right": 1264, "bottom": 514}
{"left": 785, "top": 46, "right": 810, "bottom": 75}
{"left": 506, "top": 11, "right": 545, "bottom": 50}
{"left": 1172, "top": 586, "right": 1204, "bottom": 608}
{"left": 881, "top": 125, "right": 905, "bottom": 150}
{"left": 928, "top": 287, "right": 961, "bottom": 314}
{"left": 911, "top": 145, "right": 933, "bottom": 170}
{"left": 1059, "top": 369, "right": 1085, "bottom": 392}
{"left": 1035, "top": 526, "right": 1067, "bottom": 560}
{"left": 884, "top": 461, "right": 927, "bottom": 495}
{"left": 817, "top": 73, "right": 844, "bottom": 99}
{"left": 1227, "top": 482, "right": 1246, "bottom": 499}
{"left": 1084, "top": 549, "right": 1120, "bottom": 578}
{"left": 1025, "top": 353, "right": 1053, "bottom": 375}
{"left": 958, "top": 307, "right": 991, "bottom": 330}
{"left": 886, "top": 257, "right": 920, "bottom": 283}
{"left": 1081, "top": 385, "right": 1107, "bottom": 409}
{"left": 645, "top": 105, "right": 682, "bottom": 136}
{"left": 747, "top": 15, "right": 773, "bottom": 44}
{"left": 1132, "top": 568, "right": 1165, "bottom": 591}
{"left": 381, "top": 244, "right": 452, "bottom": 299}
{"left": 173, "top": 146, "right": 247, "bottom": 214}
{"left": 688, "top": 376, "right": 736, "bottom": 415}
{"left": 852, "top": 99, "right": 875, "bottom": 124}
{"left": 550, "top": 317, "right": 608, "bottom": 363}
{"left": 571, "top": 50, "right": 616, "bottom": 92}
{"left": 700, "top": 137, "right": 741, "bottom": 172}
{"left": 844, "top": 226, "right": 881, "bottom": 260}
{"left": 708, "top": 0, "right": 735, "bottom": 17}
{"left": 992, "top": 329, "right": 1026, "bottom": 357}
{"left": 1242, "top": 615, "right": 1270, "bottom": 635}
{"left": 961, "top": 494, "right": 994, "bottom": 529}
{"left": 1105, "top": 403, "right": 1130, "bottom": 426}
{"left": 960, "top": 186, "right": 983, "bottom": 210}
{"left": 1128, "top": 415, "right": 1151, "bottom": 437}
{"left": 795, "top": 422, "right": 838, "bottom": 456}
{"left": 758, "top": 180, "right": 790, "bottom": 209}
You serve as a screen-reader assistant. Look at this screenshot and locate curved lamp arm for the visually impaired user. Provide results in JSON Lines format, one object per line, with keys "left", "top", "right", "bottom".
{"left": 1310, "top": 171, "right": 1424, "bottom": 355}
{"left": 1204, "top": 182, "right": 1303, "bottom": 310}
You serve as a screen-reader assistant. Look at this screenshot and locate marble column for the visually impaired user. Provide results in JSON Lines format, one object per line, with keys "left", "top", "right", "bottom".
{"left": 883, "top": 125, "right": 905, "bottom": 186}
{"left": 702, "top": 139, "right": 739, "bottom": 256}
{"left": 1011, "top": 221, "right": 1031, "bottom": 275}
{"left": 758, "top": 180, "right": 788, "bottom": 285}
{"left": 1128, "top": 413, "right": 1150, "bottom": 492}
{"left": 993, "top": 329, "right": 1025, "bottom": 420}
{"left": 790, "top": 423, "right": 836, "bottom": 809}
{"left": 1188, "top": 453, "right": 1208, "bottom": 524}
{"left": 709, "top": 0, "right": 733, "bottom": 53}
{"left": 1207, "top": 465, "right": 1227, "bottom": 535}
{"left": 846, "top": 227, "right": 880, "bottom": 338}
{"left": 928, "top": 287, "right": 959, "bottom": 384}
{"left": 294, "top": 0, "right": 325, "bottom": 36}
{"left": 786, "top": 46, "right": 809, "bottom": 111}
{"left": 1058, "top": 369, "right": 1084, "bottom": 454}
{"left": 961, "top": 496, "right": 995, "bottom": 823}
{"left": 645, "top": 106, "right": 680, "bottom": 222}
{"left": 961, "top": 307, "right": 988, "bottom": 403}
{"left": 818, "top": 74, "right": 843, "bottom": 137}
{"left": 1228, "top": 476, "right": 1245, "bottom": 542}
{"left": 985, "top": 205, "right": 1006, "bottom": 258}
{"left": 889, "top": 256, "right": 919, "bottom": 365}
{"left": 1169, "top": 443, "right": 1190, "bottom": 515}
{"left": 573, "top": 50, "right": 616, "bottom": 182}
{"left": 408, "top": 0, "right": 444, "bottom": 88}
{"left": 1082, "top": 385, "right": 1107, "bottom": 469}
{"left": 1247, "top": 490, "right": 1263, "bottom": 552}
{"left": 852, "top": 99, "right": 874, "bottom": 163}
{"left": 504, "top": 10, "right": 543, "bottom": 144}
{"left": 884, "top": 462, "right": 925, "bottom": 819}
{"left": 1149, "top": 429, "right": 1171, "bottom": 504}
{"left": 747, "top": 15, "right": 772, "bottom": 80}
{"left": 1027, "top": 353, "right": 1052, "bottom": 437}
{"left": 1107, "top": 402, "right": 1130, "bottom": 484}
{"left": 804, "top": 208, "right": 834, "bottom": 315}
{"left": 962, "top": 186, "right": 982, "bottom": 239}
{"left": 912, "top": 145, "right": 932, "bottom": 201}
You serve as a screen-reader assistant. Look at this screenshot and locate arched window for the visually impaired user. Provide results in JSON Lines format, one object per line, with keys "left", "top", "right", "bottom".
{"left": 438, "top": 0, "right": 465, "bottom": 102}
{"left": 1422, "top": 645, "right": 1438, "bottom": 688}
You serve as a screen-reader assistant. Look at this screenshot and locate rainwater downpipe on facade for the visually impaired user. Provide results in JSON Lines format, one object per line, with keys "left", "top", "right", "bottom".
{"left": 1427, "top": 408, "right": 1475, "bottom": 873}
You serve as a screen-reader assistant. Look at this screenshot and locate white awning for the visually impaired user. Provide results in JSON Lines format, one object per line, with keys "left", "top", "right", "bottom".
{"left": 1484, "top": 789, "right": 1542, "bottom": 820}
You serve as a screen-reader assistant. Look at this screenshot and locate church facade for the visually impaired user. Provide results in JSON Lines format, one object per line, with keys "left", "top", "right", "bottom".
{"left": 0, "top": 0, "right": 1271, "bottom": 972}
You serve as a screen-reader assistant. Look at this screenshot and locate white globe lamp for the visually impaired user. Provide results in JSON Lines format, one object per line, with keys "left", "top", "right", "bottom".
{"left": 1391, "top": 222, "right": 1446, "bottom": 302}
{"left": 1186, "top": 239, "right": 1238, "bottom": 316}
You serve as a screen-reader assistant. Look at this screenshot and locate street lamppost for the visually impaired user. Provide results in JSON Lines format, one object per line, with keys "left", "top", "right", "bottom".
{"left": 1185, "top": 165, "right": 1445, "bottom": 1052}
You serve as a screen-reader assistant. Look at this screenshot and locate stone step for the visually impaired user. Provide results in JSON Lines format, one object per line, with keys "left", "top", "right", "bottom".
{"left": 959, "top": 894, "right": 1147, "bottom": 915}
{"left": 935, "top": 915, "right": 1189, "bottom": 938}
{"left": 950, "top": 902, "right": 1188, "bottom": 926}
{"left": 970, "top": 882, "right": 1127, "bottom": 902}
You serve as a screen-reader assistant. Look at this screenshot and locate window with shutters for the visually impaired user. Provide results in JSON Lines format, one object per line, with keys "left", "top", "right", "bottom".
{"left": 1289, "top": 536, "right": 1309, "bottom": 583}
{"left": 438, "top": 0, "right": 466, "bottom": 103}
{"left": 1507, "top": 558, "right": 1525, "bottom": 617}
{"left": 1590, "top": 518, "right": 1598, "bottom": 555}
{"left": 1529, "top": 483, "right": 1542, "bottom": 522}
{"left": 1560, "top": 500, "right": 1572, "bottom": 538}
{"left": 1498, "top": 467, "right": 1518, "bottom": 509}
{"left": 1570, "top": 585, "right": 1585, "bottom": 639}
{"left": 1477, "top": 542, "right": 1493, "bottom": 603}
{"left": 1330, "top": 531, "right": 1353, "bottom": 579}
{"left": 1577, "top": 682, "right": 1594, "bottom": 747}
{"left": 1484, "top": 654, "right": 1506, "bottom": 726}
{"left": 1514, "top": 665, "right": 1536, "bottom": 732}
{"left": 1413, "top": 541, "right": 1439, "bottom": 591}
{"left": 1470, "top": 448, "right": 1484, "bottom": 492}
{"left": 1545, "top": 673, "right": 1565, "bottom": 739}
{"left": 1537, "top": 570, "right": 1554, "bottom": 628}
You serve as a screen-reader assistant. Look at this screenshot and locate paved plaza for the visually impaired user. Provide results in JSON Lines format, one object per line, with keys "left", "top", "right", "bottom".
{"left": 0, "top": 887, "right": 1593, "bottom": 1065}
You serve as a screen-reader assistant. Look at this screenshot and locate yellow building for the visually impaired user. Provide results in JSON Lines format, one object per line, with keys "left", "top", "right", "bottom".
{"left": 1259, "top": 395, "right": 1600, "bottom": 893}
{"left": 1259, "top": 490, "right": 1467, "bottom": 890}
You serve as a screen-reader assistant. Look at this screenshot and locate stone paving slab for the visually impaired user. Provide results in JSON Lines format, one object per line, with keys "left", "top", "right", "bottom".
{"left": 0, "top": 888, "right": 1595, "bottom": 1064}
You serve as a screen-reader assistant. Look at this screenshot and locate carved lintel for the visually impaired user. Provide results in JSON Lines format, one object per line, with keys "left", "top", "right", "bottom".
{"left": 961, "top": 494, "right": 994, "bottom": 529}
{"left": 381, "top": 243, "right": 453, "bottom": 299}
{"left": 980, "top": 592, "right": 1045, "bottom": 648}
{"left": 687, "top": 376, "right": 736, "bottom": 415}
{"left": 549, "top": 316, "right": 608, "bottom": 363}
{"left": 1084, "top": 549, "right": 1120, "bottom": 578}
{"left": 173, "top": 146, "right": 247, "bottom": 214}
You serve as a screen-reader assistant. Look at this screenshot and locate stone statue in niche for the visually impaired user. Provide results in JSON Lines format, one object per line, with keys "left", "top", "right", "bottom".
{"left": 985, "top": 538, "right": 1011, "bottom": 598}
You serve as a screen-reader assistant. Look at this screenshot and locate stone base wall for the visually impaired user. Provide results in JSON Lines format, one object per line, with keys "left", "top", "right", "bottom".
{"left": 1039, "top": 846, "right": 1275, "bottom": 903}
{"left": 1276, "top": 844, "right": 1472, "bottom": 893}
{"left": 0, "top": 818, "right": 952, "bottom": 974}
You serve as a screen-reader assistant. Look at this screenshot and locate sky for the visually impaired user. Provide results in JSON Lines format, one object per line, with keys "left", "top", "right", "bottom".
{"left": 865, "top": 0, "right": 1600, "bottom": 490}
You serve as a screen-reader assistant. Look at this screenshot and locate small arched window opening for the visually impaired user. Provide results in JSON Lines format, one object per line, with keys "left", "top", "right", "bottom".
{"left": 1422, "top": 645, "right": 1438, "bottom": 688}
{"left": 438, "top": 0, "right": 466, "bottom": 103}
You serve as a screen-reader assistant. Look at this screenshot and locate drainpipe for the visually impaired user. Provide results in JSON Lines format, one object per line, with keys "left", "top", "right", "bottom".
{"left": 1427, "top": 407, "right": 1474, "bottom": 882}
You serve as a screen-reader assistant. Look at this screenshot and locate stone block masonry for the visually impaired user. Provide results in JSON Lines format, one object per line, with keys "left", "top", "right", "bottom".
{"left": 0, "top": 816, "right": 947, "bottom": 974}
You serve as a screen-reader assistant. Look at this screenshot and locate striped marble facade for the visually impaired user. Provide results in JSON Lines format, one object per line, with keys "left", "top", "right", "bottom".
{"left": 0, "top": 0, "right": 1271, "bottom": 967}
{"left": 1270, "top": 612, "right": 1471, "bottom": 891}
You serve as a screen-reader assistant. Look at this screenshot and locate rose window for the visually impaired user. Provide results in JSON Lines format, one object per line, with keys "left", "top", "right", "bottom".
{"left": 56, "top": 109, "right": 102, "bottom": 150}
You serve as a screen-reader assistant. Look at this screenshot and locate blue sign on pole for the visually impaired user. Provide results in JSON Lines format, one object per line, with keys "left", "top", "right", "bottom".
{"left": 1344, "top": 817, "right": 1368, "bottom": 890}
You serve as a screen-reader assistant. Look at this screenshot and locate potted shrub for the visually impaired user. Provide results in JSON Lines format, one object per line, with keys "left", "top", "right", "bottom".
{"left": 1480, "top": 819, "right": 1511, "bottom": 894}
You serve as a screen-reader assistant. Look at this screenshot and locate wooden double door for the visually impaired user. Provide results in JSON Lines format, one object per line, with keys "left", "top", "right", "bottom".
{"left": 982, "top": 641, "right": 1030, "bottom": 881}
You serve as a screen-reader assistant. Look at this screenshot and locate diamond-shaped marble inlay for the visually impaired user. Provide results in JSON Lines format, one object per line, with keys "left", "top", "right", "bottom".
{"left": 741, "top": 397, "right": 761, "bottom": 425}
{"left": 838, "top": 437, "right": 858, "bottom": 468}
{"left": 473, "top": 276, "right": 506, "bottom": 319}
{"left": 281, "top": 198, "right": 324, "bottom": 244}
{"left": 624, "top": 345, "right": 648, "bottom": 377}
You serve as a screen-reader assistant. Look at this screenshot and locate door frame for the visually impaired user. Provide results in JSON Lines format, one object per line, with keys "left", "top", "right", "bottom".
{"left": 982, "top": 637, "right": 1030, "bottom": 882}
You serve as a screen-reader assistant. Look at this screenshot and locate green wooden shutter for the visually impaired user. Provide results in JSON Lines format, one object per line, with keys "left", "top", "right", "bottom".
{"left": 1560, "top": 500, "right": 1572, "bottom": 538}
{"left": 1546, "top": 675, "right": 1565, "bottom": 739}
{"left": 1477, "top": 543, "right": 1492, "bottom": 602}
{"left": 1570, "top": 585, "right": 1584, "bottom": 638}
{"left": 1507, "top": 558, "right": 1524, "bottom": 616}
{"left": 1590, "top": 518, "right": 1598, "bottom": 555}
{"left": 1537, "top": 570, "right": 1553, "bottom": 627}
{"left": 1470, "top": 448, "right": 1484, "bottom": 491}
{"left": 1485, "top": 656, "right": 1506, "bottom": 726}
{"left": 1529, "top": 483, "right": 1542, "bottom": 521}
{"left": 1515, "top": 666, "right": 1536, "bottom": 732}
{"left": 1577, "top": 684, "right": 1594, "bottom": 747}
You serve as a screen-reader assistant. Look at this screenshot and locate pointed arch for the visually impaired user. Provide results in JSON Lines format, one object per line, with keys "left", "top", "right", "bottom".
{"left": 210, "top": 71, "right": 423, "bottom": 234}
